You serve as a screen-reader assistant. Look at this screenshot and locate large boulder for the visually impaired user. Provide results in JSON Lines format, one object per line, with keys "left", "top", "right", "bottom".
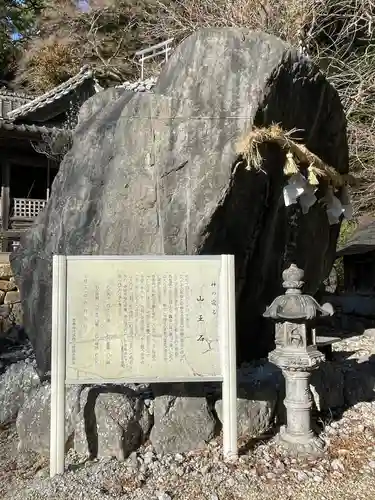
{"left": 150, "top": 383, "right": 216, "bottom": 454}
{"left": 10, "top": 29, "right": 348, "bottom": 374}
{"left": 216, "top": 362, "right": 282, "bottom": 438}
{"left": 16, "top": 383, "right": 82, "bottom": 456}
{"left": 74, "top": 385, "right": 152, "bottom": 460}
{"left": 0, "top": 361, "right": 40, "bottom": 424}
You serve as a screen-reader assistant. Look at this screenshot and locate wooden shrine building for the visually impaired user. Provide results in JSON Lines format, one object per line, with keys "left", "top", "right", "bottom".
{"left": 328, "top": 219, "right": 375, "bottom": 318}
{"left": 337, "top": 220, "right": 375, "bottom": 294}
{"left": 0, "top": 66, "right": 96, "bottom": 250}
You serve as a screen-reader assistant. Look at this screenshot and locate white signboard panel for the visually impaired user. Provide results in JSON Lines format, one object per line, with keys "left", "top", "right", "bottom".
{"left": 65, "top": 258, "right": 222, "bottom": 384}
{"left": 50, "top": 255, "right": 237, "bottom": 478}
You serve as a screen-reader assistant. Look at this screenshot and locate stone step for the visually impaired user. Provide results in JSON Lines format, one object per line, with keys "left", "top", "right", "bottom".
{"left": 316, "top": 335, "right": 341, "bottom": 346}
{"left": 0, "top": 253, "right": 10, "bottom": 264}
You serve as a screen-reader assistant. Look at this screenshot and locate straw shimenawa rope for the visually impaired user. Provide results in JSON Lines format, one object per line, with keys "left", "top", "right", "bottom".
{"left": 236, "top": 124, "right": 358, "bottom": 188}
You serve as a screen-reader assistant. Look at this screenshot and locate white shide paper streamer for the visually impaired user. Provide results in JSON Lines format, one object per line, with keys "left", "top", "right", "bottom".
{"left": 282, "top": 174, "right": 353, "bottom": 224}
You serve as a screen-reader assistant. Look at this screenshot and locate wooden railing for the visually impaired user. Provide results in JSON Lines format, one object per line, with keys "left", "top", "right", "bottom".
{"left": 12, "top": 198, "right": 47, "bottom": 220}
{"left": 0, "top": 197, "right": 48, "bottom": 251}
{"left": 135, "top": 38, "right": 174, "bottom": 80}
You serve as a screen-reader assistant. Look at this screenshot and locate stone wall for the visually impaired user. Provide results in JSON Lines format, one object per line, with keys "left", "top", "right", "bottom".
{"left": 0, "top": 258, "right": 23, "bottom": 337}
{"left": 0, "top": 353, "right": 374, "bottom": 461}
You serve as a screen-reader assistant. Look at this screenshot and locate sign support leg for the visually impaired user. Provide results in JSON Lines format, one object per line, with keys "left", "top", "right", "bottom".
{"left": 50, "top": 255, "right": 67, "bottom": 477}
{"left": 221, "top": 254, "right": 238, "bottom": 460}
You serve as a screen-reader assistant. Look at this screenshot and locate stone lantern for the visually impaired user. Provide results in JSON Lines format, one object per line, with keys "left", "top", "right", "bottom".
{"left": 263, "top": 263, "right": 334, "bottom": 455}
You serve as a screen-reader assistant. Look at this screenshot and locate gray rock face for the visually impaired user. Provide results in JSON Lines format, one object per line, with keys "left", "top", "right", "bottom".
{"left": 10, "top": 28, "right": 348, "bottom": 374}
{"left": 16, "top": 383, "right": 81, "bottom": 456}
{"left": 150, "top": 384, "right": 216, "bottom": 454}
{"left": 364, "top": 328, "right": 375, "bottom": 339}
{"left": 0, "top": 361, "right": 40, "bottom": 424}
{"left": 215, "top": 395, "right": 274, "bottom": 439}
{"left": 216, "top": 363, "right": 280, "bottom": 437}
{"left": 74, "top": 385, "right": 152, "bottom": 460}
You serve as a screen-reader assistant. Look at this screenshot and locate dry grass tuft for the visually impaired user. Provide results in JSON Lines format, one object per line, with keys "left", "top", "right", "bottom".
{"left": 328, "top": 419, "right": 375, "bottom": 471}
{"left": 16, "top": 36, "right": 80, "bottom": 92}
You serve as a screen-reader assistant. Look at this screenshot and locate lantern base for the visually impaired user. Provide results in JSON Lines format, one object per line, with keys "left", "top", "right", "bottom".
{"left": 276, "top": 425, "right": 326, "bottom": 457}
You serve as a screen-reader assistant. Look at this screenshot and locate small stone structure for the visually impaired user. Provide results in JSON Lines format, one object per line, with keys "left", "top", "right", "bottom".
{"left": 0, "top": 257, "right": 22, "bottom": 336}
{"left": 264, "top": 264, "right": 334, "bottom": 455}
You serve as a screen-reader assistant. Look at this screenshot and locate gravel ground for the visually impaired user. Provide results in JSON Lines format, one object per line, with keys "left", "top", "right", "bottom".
{"left": 1, "top": 333, "right": 375, "bottom": 500}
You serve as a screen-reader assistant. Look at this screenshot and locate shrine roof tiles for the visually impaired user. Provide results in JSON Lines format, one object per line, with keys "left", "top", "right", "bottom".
{"left": 6, "top": 66, "right": 93, "bottom": 121}
{"left": 0, "top": 90, "right": 33, "bottom": 120}
{"left": 337, "top": 220, "right": 375, "bottom": 256}
{"left": 115, "top": 77, "right": 157, "bottom": 92}
{"left": 0, "top": 120, "right": 70, "bottom": 137}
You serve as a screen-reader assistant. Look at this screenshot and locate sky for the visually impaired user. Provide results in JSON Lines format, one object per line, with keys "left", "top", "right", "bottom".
{"left": 78, "top": 0, "right": 89, "bottom": 11}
